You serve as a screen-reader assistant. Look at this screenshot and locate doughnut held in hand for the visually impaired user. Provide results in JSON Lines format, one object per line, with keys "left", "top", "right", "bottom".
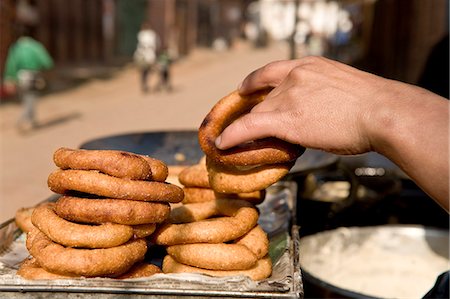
{"left": 32, "top": 204, "right": 133, "bottom": 248}
{"left": 48, "top": 169, "right": 184, "bottom": 203}
{"left": 27, "top": 229, "right": 147, "bottom": 277}
{"left": 55, "top": 196, "right": 170, "bottom": 225}
{"left": 198, "top": 90, "right": 303, "bottom": 166}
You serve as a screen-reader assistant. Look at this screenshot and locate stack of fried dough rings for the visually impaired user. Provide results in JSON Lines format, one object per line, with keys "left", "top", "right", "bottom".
{"left": 153, "top": 159, "right": 272, "bottom": 281}
{"left": 198, "top": 89, "right": 304, "bottom": 193}
{"left": 18, "top": 147, "right": 184, "bottom": 280}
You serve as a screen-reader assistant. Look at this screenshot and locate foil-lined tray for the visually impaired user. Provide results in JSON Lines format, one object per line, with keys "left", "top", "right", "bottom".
{"left": 0, "top": 181, "right": 303, "bottom": 298}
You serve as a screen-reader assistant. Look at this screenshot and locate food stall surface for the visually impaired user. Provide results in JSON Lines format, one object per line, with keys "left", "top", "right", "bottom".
{"left": 0, "top": 181, "right": 303, "bottom": 298}
{"left": 1, "top": 131, "right": 448, "bottom": 299}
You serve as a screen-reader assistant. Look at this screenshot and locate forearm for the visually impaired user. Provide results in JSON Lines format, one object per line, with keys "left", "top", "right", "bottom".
{"left": 368, "top": 81, "right": 449, "bottom": 210}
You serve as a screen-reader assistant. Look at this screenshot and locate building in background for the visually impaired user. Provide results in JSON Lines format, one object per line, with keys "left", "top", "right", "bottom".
{"left": 1, "top": 0, "right": 448, "bottom": 93}
{"left": 0, "top": 0, "right": 251, "bottom": 91}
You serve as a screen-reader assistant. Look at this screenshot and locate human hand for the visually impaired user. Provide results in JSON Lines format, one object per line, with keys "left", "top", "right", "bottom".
{"left": 215, "top": 56, "right": 395, "bottom": 155}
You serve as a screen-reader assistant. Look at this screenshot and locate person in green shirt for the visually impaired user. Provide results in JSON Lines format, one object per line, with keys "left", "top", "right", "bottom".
{"left": 4, "top": 30, "right": 54, "bottom": 131}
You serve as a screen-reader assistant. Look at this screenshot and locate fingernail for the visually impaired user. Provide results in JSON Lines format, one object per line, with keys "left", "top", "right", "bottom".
{"left": 215, "top": 135, "right": 222, "bottom": 148}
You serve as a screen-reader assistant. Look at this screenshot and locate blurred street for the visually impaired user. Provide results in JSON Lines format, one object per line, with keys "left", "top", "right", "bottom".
{"left": 0, "top": 41, "right": 288, "bottom": 222}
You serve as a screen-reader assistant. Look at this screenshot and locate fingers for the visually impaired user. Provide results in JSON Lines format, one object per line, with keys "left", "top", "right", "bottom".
{"left": 215, "top": 111, "right": 281, "bottom": 150}
{"left": 238, "top": 60, "right": 302, "bottom": 95}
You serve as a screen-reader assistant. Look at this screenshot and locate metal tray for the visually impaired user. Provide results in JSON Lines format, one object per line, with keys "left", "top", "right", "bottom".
{"left": 0, "top": 182, "right": 303, "bottom": 298}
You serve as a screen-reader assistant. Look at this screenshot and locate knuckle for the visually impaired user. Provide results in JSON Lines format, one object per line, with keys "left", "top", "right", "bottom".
{"left": 288, "top": 66, "right": 305, "bottom": 81}
{"left": 260, "top": 60, "right": 284, "bottom": 80}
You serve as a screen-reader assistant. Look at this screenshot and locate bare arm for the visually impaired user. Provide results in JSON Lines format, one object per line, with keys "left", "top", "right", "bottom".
{"left": 215, "top": 57, "right": 449, "bottom": 211}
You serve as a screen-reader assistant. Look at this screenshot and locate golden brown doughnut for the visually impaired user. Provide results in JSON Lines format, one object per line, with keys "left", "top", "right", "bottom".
{"left": 15, "top": 202, "right": 54, "bottom": 233}
{"left": 198, "top": 90, "right": 303, "bottom": 166}
{"left": 162, "top": 255, "right": 272, "bottom": 281}
{"left": 53, "top": 147, "right": 152, "bottom": 180}
{"left": 206, "top": 157, "right": 294, "bottom": 193}
{"left": 169, "top": 200, "right": 218, "bottom": 224}
{"left": 55, "top": 196, "right": 170, "bottom": 225}
{"left": 167, "top": 243, "right": 257, "bottom": 271}
{"left": 27, "top": 228, "right": 147, "bottom": 277}
{"left": 15, "top": 207, "right": 36, "bottom": 234}
{"left": 215, "top": 190, "right": 266, "bottom": 205}
{"left": 182, "top": 188, "right": 265, "bottom": 205}
{"left": 31, "top": 204, "right": 133, "bottom": 248}
{"left": 140, "top": 155, "right": 169, "bottom": 182}
{"left": 166, "top": 225, "right": 269, "bottom": 271}
{"left": 17, "top": 257, "right": 78, "bottom": 280}
{"left": 116, "top": 262, "right": 162, "bottom": 279}
{"left": 182, "top": 187, "right": 216, "bottom": 203}
{"left": 235, "top": 225, "right": 269, "bottom": 260}
{"left": 178, "top": 158, "right": 209, "bottom": 188}
{"left": 17, "top": 258, "right": 162, "bottom": 280}
{"left": 48, "top": 169, "right": 184, "bottom": 203}
{"left": 132, "top": 223, "right": 157, "bottom": 239}
{"left": 153, "top": 199, "right": 259, "bottom": 245}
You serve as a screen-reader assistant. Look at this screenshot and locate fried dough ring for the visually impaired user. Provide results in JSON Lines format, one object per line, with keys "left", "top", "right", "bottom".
{"left": 55, "top": 196, "right": 170, "bottom": 225}
{"left": 17, "top": 258, "right": 78, "bottom": 280}
{"left": 206, "top": 157, "right": 294, "bottom": 193}
{"left": 32, "top": 204, "right": 133, "bottom": 248}
{"left": 162, "top": 255, "right": 272, "bottom": 281}
{"left": 140, "top": 155, "right": 169, "bottom": 182}
{"left": 178, "top": 163, "right": 209, "bottom": 188}
{"left": 153, "top": 198, "right": 259, "bottom": 245}
{"left": 198, "top": 90, "right": 303, "bottom": 166}
{"left": 116, "top": 262, "right": 162, "bottom": 279}
{"left": 182, "top": 187, "right": 216, "bottom": 203}
{"left": 132, "top": 223, "right": 157, "bottom": 239}
{"left": 166, "top": 225, "right": 268, "bottom": 270}
{"left": 168, "top": 243, "right": 257, "bottom": 271}
{"left": 27, "top": 229, "right": 147, "bottom": 277}
{"left": 17, "top": 258, "right": 162, "bottom": 280}
{"left": 48, "top": 169, "right": 184, "bottom": 203}
{"left": 182, "top": 188, "right": 265, "bottom": 205}
{"left": 216, "top": 190, "right": 265, "bottom": 205}
{"left": 234, "top": 225, "right": 269, "bottom": 260}
{"left": 15, "top": 202, "right": 54, "bottom": 233}
{"left": 54, "top": 148, "right": 152, "bottom": 180}
{"left": 15, "top": 207, "right": 36, "bottom": 233}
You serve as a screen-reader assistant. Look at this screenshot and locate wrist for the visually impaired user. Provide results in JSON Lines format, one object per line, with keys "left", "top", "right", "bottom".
{"left": 361, "top": 80, "right": 400, "bottom": 155}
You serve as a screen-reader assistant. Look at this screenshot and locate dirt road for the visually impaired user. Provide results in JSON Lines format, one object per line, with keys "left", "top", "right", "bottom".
{"left": 0, "top": 41, "right": 288, "bottom": 222}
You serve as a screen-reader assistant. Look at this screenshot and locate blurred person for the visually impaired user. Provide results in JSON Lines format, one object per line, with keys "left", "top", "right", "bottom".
{"left": 214, "top": 56, "right": 449, "bottom": 298}
{"left": 133, "top": 21, "right": 159, "bottom": 93}
{"left": 155, "top": 48, "right": 172, "bottom": 92}
{"left": 3, "top": 25, "right": 53, "bottom": 131}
